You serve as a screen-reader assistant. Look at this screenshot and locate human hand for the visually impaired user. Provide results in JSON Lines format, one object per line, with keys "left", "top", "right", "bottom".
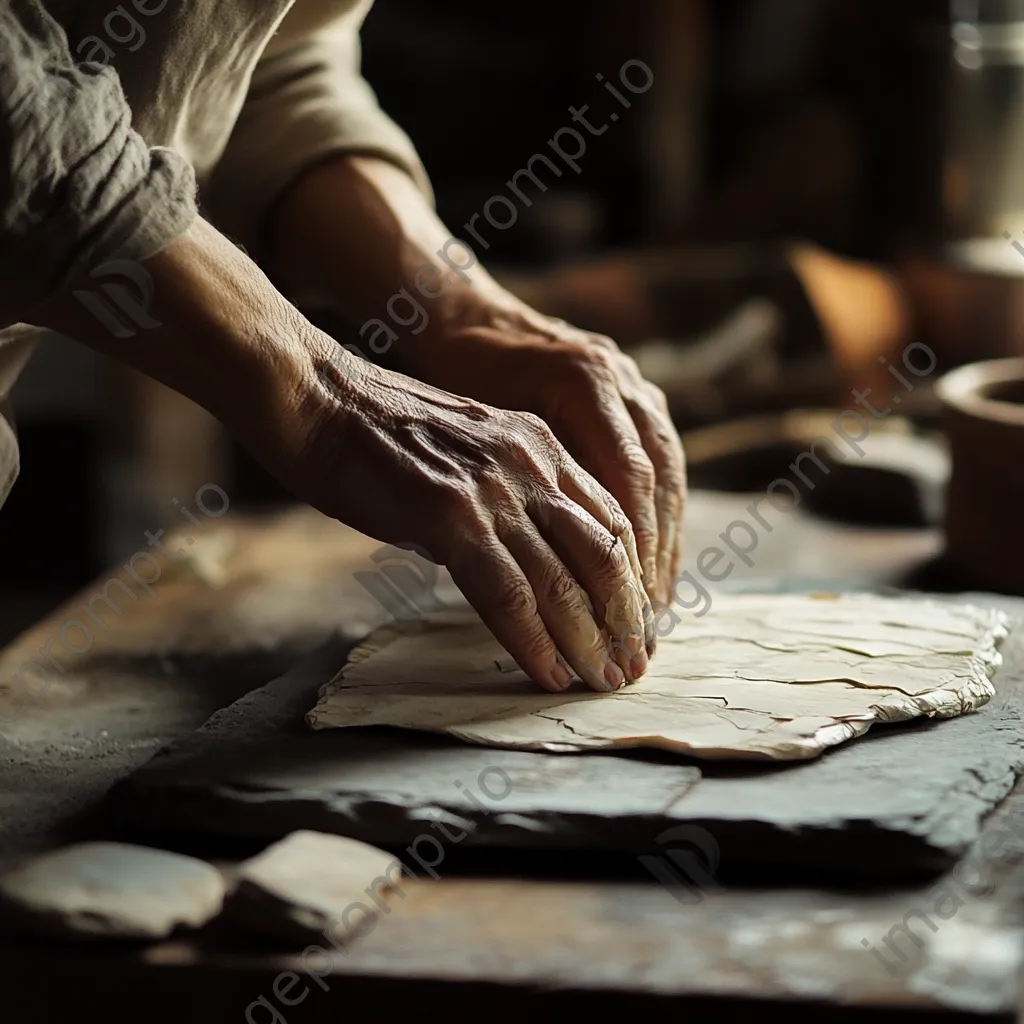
{"left": 265, "top": 351, "right": 654, "bottom": 693}
{"left": 27, "top": 219, "right": 652, "bottom": 694}
{"left": 405, "top": 312, "right": 686, "bottom": 606}
{"left": 264, "top": 155, "right": 684, "bottom": 604}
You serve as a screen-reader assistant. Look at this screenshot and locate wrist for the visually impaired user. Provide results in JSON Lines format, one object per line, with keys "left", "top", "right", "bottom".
{"left": 155, "top": 221, "right": 327, "bottom": 413}
{"left": 400, "top": 281, "right": 550, "bottom": 373}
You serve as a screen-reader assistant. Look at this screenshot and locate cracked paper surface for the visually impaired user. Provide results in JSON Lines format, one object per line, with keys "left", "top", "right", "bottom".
{"left": 306, "top": 595, "right": 1009, "bottom": 762}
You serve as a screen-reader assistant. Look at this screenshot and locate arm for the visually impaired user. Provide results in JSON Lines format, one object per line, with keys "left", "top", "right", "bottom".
{"left": 270, "top": 155, "right": 687, "bottom": 607}
{"left": 2, "top": 2, "right": 647, "bottom": 694}
{"left": 201, "top": 0, "right": 681, "bottom": 605}
{"left": 29, "top": 218, "right": 651, "bottom": 692}
{"left": 204, "top": 1, "right": 430, "bottom": 266}
{"left": 194, "top": 3, "right": 658, "bottom": 675}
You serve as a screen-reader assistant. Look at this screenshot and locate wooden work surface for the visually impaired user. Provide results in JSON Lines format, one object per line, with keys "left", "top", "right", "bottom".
{"left": 1, "top": 495, "right": 1022, "bottom": 1023}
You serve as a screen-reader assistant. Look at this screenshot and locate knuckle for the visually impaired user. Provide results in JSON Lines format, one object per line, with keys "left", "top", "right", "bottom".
{"left": 482, "top": 483, "right": 525, "bottom": 521}
{"left": 512, "top": 410, "right": 557, "bottom": 444}
{"left": 536, "top": 563, "right": 581, "bottom": 609}
{"left": 583, "top": 345, "right": 618, "bottom": 381}
{"left": 438, "top": 485, "right": 483, "bottom": 521}
{"left": 660, "top": 466, "right": 687, "bottom": 503}
{"left": 596, "top": 484, "right": 629, "bottom": 525}
{"left": 623, "top": 446, "right": 657, "bottom": 494}
{"left": 619, "top": 350, "right": 641, "bottom": 374}
{"left": 556, "top": 340, "right": 617, "bottom": 384}
{"left": 435, "top": 496, "right": 501, "bottom": 559}
{"left": 490, "top": 575, "right": 539, "bottom": 621}
{"left": 606, "top": 542, "right": 634, "bottom": 583}
{"left": 626, "top": 395, "right": 672, "bottom": 442}
{"left": 612, "top": 511, "right": 636, "bottom": 546}
{"left": 666, "top": 444, "right": 689, "bottom": 497}
{"left": 479, "top": 419, "right": 549, "bottom": 478}
{"left": 514, "top": 410, "right": 546, "bottom": 431}
{"left": 612, "top": 503, "right": 653, "bottom": 552}
{"left": 590, "top": 526, "right": 631, "bottom": 576}
{"left": 632, "top": 521, "right": 659, "bottom": 552}
{"left": 645, "top": 380, "right": 670, "bottom": 413}
{"left": 614, "top": 352, "right": 644, "bottom": 386}
{"left": 585, "top": 332, "right": 618, "bottom": 354}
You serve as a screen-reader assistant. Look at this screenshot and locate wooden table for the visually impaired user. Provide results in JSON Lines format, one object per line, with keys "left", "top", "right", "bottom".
{"left": 0, "top": 495, "right": 1020, "bottom": 1023}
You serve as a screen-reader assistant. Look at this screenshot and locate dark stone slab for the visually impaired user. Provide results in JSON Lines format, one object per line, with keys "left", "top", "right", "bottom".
{"left": 110, "top": 595, "right": 1024, "bottom": 880}
{"left": 110, "top": 637, "right": 704, "bottom": 855}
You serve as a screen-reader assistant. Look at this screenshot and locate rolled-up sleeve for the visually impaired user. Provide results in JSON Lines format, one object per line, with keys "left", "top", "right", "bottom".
{"left": 0, "top": 0, "right": 197, "bottom": 327}
{"left": 206, "top": 0, "right": 431, "bottom": 262}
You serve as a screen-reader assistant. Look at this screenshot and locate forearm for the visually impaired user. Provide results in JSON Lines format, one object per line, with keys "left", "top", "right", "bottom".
{"left": 269, "top": 155, "right": 537, "bottom": 374}
{"left": 26, "top": 218, "right": 332, "bottom": 448}
{"left": 267, "top": 156, "right": 684, "bottom": 606}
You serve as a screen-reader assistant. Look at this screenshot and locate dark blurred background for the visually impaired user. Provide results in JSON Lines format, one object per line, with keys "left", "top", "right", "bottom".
{"left": 5, "top": 0, "right": 1024, "bottom": 638}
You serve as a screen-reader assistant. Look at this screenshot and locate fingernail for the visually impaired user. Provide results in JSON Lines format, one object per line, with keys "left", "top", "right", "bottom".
{"left": 621, "top": 632, "right": 646, "bottom": 683}
{"left": 646, "top": 603, "right": 660, "bottom": 657}
{"left": 604, "top": 660, "right": 626, "bottom": 691}
{"left": 552, "top": 662, "right": 573, "bottom": 690}
{"left": 630, "top": 645, "right": 649, "bottom": 679}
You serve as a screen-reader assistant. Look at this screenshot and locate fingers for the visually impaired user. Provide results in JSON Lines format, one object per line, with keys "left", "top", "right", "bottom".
{"left": 655, "top": 489, "right": 677, "bottom": 605}
{"left": 626, "top": 383, "right": 687, "bottom": 605}
{"left": 559, "top": 472, "right": 656, "bottom": 657}
{"left": 550, "top": 354, "right": 660, "bottom": 604}
{"left": 499, "top": 520, "right": 632, "bottom": 692}
{"left": 529, "top": 495, "right": 648, "bottom": 681}
{"left": 669, "top": 478, "right": 686, "bottom": 584}
{"left": 447, "top": 541, "right": 580, "bottom": 694}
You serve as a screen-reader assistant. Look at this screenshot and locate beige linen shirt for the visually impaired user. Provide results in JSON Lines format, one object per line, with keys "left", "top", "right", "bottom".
{"left": 0, "top": 0, "right": 429, "bottom": 506}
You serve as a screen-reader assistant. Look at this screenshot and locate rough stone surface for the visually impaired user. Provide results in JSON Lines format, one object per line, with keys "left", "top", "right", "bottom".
{"left": 0, "top": 841, "right": 225, "bottom": 940}
{"left": 222, "top": 830, "right": 402, "bottom": 945}
{"left": 111, "top": 595, "right": 1024, "bottom": 879}
{"left": 10, "top": 505, "right": 1022, "bottom": 1018}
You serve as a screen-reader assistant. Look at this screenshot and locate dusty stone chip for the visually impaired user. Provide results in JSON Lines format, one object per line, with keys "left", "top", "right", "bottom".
{"left": 222, "top": 830, "right": 403, "bottom": 945}
{"left": 306, "top": 594, "right": 1009, "bottom": 762}
{"left": 0, "top": 842, "right": 225, "bottom": 940}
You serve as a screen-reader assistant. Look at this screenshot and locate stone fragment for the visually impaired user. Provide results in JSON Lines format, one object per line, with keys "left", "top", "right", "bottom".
{"left": 0, "top": 842, "right": 225, "bottom": 940}
{"left": 223, "top": 830, "right": 403, "bottom": 946}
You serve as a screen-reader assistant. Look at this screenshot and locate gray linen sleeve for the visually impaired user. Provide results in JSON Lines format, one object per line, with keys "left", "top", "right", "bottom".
{"left": 0, "top": 0, "right": 198, "bottom": 327}
{"left": 205, "top": 1, "right": 431, "bottom": 264}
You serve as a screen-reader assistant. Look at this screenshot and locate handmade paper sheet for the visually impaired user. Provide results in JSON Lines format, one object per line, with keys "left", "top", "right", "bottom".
{"left": 307, "top": 594, "right": 1008, "bottom": 761}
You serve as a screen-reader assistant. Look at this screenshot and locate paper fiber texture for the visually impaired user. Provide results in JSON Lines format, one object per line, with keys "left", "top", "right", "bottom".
{"left": 307, "top": 594, "right": 1008, "bottom": 762}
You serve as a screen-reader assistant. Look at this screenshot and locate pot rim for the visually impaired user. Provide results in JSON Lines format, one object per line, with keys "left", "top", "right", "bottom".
{"left": 936, "top": 356, "right": 1024, "bottom": 425}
